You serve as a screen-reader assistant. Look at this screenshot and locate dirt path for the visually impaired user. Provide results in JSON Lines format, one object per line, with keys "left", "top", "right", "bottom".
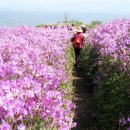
{"left": 71, "top": 66, "right": 97, "bottom": 130}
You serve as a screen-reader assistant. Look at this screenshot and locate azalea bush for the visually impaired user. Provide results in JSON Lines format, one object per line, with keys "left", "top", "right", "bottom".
{"left": 82, "top": 19, "right": 130, "bottom": 130}
{"left": 0, "top": 26, "right": 76, "bottom": 130}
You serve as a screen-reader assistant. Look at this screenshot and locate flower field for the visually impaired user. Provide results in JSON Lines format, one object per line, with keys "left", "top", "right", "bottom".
{"left": 0, "top": 19, "right": 130, "bottom": 130}
{"left": 82, "top": 19, "right": 130, "bottom": 130}
{"left": 0, "top": 26, "right": 75, "bottom": 130}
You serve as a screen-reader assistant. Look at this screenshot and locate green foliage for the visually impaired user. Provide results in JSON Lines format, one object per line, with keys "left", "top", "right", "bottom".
{"left": 81, "top": 45, "right": 130, "bottom": 130}
{"left": 95, "top": 62, "right": 130, "bottom": 130}
{"left": 81, "top": 44, "right": 99, "bottom": 92}
{"left": 65, "top": 46, "right": 75, "bottom": 73}
{"left": 63, "top": 19, "right": 84, "bottom": 27}
{"left": 87, "top": 20, "right": 102, "bottom": 29}
{"left": 36, "top": 24, "right": 44, "bottom": 27}
{"left": 62, "top": 46, "right": 75, "bottom": 99}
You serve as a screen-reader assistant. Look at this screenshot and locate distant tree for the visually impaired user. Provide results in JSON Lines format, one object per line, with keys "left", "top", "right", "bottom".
{"left": 36, "top": 24, "right": 44, "bottom": 27}
{"left": 88, "top": 20, "right": 102, "bottom": 29}
{"left": 64, "top": 19, "right": 84, "bottom": 26}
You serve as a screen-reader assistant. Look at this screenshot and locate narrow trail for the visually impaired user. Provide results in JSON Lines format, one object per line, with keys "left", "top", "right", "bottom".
{"left": 71, "top": 65, "right": 97, "bottom": 130}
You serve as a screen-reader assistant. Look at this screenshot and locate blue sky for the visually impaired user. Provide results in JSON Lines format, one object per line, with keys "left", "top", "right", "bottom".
{"left": 0, "top": 0, "right": 130, "bottom": 26}
{"left": 0, "top": 0, "right": 130, "bottom": 14}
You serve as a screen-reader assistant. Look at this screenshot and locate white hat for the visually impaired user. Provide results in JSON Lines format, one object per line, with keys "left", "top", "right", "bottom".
{"left": 81, "top": 24, "right": 86, "bottom": 27}
{"left": 76, "top": 27, "right": 83, "bottom": 32}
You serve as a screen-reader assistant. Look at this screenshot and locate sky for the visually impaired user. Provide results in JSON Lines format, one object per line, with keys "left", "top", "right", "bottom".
{"left": 0, "top": 0, "right": 130, "bottom": 26}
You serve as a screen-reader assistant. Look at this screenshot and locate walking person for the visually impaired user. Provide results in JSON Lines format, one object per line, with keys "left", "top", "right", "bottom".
{"left": 71, "top": 27, "right": 85, "bottom": 67}
{"left": 81, "top": 24, "right": 87, "bottom": 33}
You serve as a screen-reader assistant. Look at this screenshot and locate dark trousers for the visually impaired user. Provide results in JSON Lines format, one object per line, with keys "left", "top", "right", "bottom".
{"left": 73, "top": 47, "right": 82, "bottom": 66}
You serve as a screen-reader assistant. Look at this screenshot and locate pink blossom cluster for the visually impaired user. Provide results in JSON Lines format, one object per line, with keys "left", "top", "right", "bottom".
{"left": 87, "top": 19, "right": 130, "bottom": 129}
{"left": 87, "top": 19, "right": 130, "bottom": 72}
{"left": 119, "top": 117, "right": 130, "bottom": 126}
{"left": 119, "top": 117, "right": 130, "bottom": 130}
{"left": 0, "top": 26, "right": 75, "bottom": 130}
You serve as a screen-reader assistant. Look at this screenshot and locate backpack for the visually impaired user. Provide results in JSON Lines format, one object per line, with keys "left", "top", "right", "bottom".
{"left": 72, "top": 33, "right": 83, "bottom": 48}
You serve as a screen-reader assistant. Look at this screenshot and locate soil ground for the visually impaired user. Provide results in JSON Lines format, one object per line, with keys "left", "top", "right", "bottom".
{"left": 71, "top": 65, "right": 98, "bottom": 130}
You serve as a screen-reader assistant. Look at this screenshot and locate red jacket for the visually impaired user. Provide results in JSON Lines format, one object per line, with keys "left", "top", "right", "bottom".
{"left": 71, "top": 32, "right": 84, "bottom": 48}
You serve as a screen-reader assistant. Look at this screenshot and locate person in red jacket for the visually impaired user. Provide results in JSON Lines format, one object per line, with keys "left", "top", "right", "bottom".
{"left": 71, "top": 27, "right": 84, "bottom": 67}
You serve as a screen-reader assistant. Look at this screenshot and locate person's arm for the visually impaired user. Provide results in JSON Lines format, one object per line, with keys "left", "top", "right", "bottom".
{"left": 71, "top": 35, "right": 76, "bottom": 42}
